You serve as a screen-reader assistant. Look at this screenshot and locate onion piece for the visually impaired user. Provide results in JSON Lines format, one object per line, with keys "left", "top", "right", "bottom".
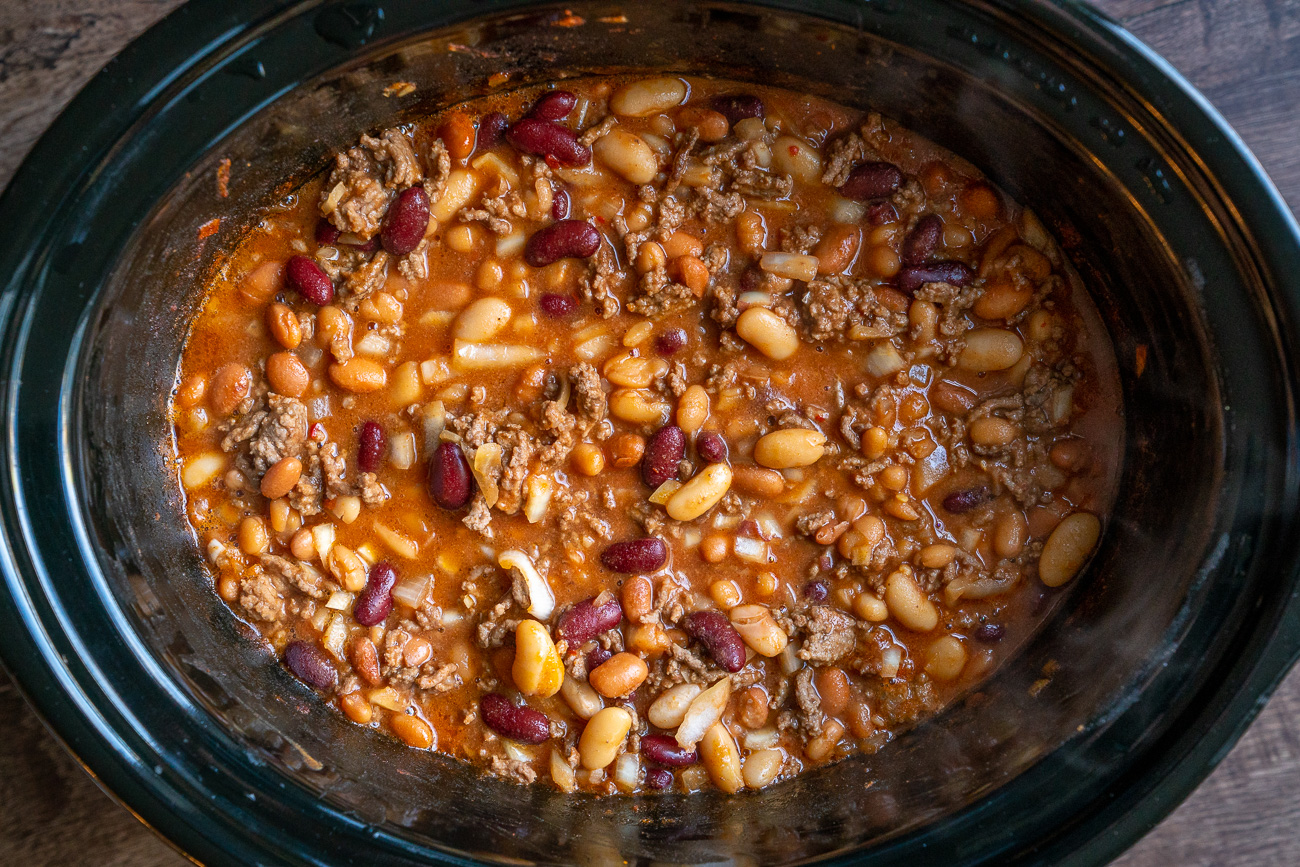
{"left": 498, "top": 549, "right": 554, "bottom": 620}
{"left": 392, "top": 574, "right": 432, "bottom": 609}
{"left": 325, "top": 590, "right": 351, "bottom": 611}
{"left": 471, "top": 443, "right": 504, "bottom": 508}
{"left": 675, "top": 676, "right": 731, "bottom": 748}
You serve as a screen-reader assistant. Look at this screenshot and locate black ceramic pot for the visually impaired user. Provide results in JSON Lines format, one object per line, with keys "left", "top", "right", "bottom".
{"left": 1, "top": 1, "right": 1298, "bottom": 864}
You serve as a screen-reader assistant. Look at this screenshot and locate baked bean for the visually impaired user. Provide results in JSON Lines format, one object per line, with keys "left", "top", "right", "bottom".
{"left": 609, "top": 432, "right": 646, "bottom": 468}
{"left": 852, "top": 592, "right": 889, "bottom": 622}
{"left": 266, "top": 302, "right": 302, "bottom": 349}
{"left": 814, "top": 224, "right": 861, "bottom": 275}
{"left": 571, "top": 442, "right": 606, "bottom": 476}
{"left": 350, "top": 636, "right": 382, "bottom": 686}
{"left": 709, "top": 579, "right": 742, "bottom": 609}
{"left": 700, "top": 723, "right": 743, "bottom": 793}
{"left": 958, "top": 328, "right": 1024, "bottom": 372}
{"left": 610, "top": 77, "right": 687, "bottom": 117}
{"left": 994, "top": 510, "right": 1029, "bottom": 558}
{"left": 919, "top": 543, "right": 957, "bottom": 569}
{"left": 974, "top": 280, "right": 1034, "bottom": 320}
{"left": 588, "top": 652, "right": 648, "bottom": 697}
{"left": 772, "top": 135, "right": 823, "bottom": 184}
{"left": 674, "top": 385, "right": 710, "bottom": 435}
{"left": 340, "top": 691, "right": 373, "bottom": 724}
{"left": 729, "top": 604, "right": 788, "bottom": 657}
{"left": 736, "top": 307, "right": 800, "bottom": 360}
{"left": 665, "top": 463, "right": 732, "bottom": 521}
{"left": 560, "top": 675, "right": 604, "bottom": 720}
{"left": 1039, "top": 512, "right": 1101, "bottom": 587}
{"left": 925, "top": 635, "right": 968, "bottom": 681}
{"left": 671, "top": 255, "right": 710, "bottom": 294}
{"left": 439, "top": 111, "right": 476, "bottom": 160}
{"left": 260, "top": 457, "right": 302, "bottom": 500}
{"left": 754, "top": 428, "right": 826, "bottom": 469}
{"left": 512, "top": 619, "right": 564, "bottom": 698}
{"left": 267, "top": 351, "right": 309, "bottom": 397}
{"left": 328, "top": 358, "right": 387, "bottom": 393}
{"left": 699, "top": 535, "right": 729, "bottom": 563}
{"left": 739, "top": 685, "right": 769, "bottom": 729}
{"left": 621, "top": 575, "right": 654, "bottom": 621}
{"left": 594, "top": 129, "right": 659, "bottom": 184}
{"left": 758, "top": 251, "right": 819, "bottom": 283}
{"left": 969, "top": 416, "right": 1019, "bottom": 447}
{"left": 238, "top": 516, "right": 269, "bottom": 556}
{"left": 884, "top": 567, "right": 938, "bottom": 632}
{"left": 677, "top": 106, "right": 730, "bottom": 141}
{"left": 602, "top": 351, "right": 659, "bottom": 388}
{"left": 635, "top": 241, "right": 666, "bottom": 274}
{"left": 742, "top": 748, "right": 784, "bottom": 789}
{"left": 609, "top": 388, "right": 671, "bottom": 426}
{"left": 579, "top": 707, "right": 633, "bottom": 769}
{"left": 960, "top": 182, "right": 1002, "bottom": 220}
{"left": 648, "top": 682, "right": 703, "bottom": 729}
{"left": 735, "top": 210, "right": 766, "bottom": 253}
{"left": 805, "top": 719, "right": 845, "bottom": 762}
{"left": 815, "top": 668, "right": 851, "bottom": 716}
{"left": 240, "top": 259, "right": 285, "bottom": 305}
{"left": 390, "top": 714, "right": 435, "bottom": 749}
{"left": 210, "top": 363, "right": 251, "bottom": 415}
{"left": 454, "top": 297, "right": 512, "bottom": 342}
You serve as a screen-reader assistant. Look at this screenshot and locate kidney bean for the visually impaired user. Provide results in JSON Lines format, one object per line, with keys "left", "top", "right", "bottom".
{"left": 866, "top": 201, "right": 900, "bottom": 225}
{"left": 477, "top": 111, "right": 508, "bottom": 151}
{"left": 346, "top": 236, "right": 379, "bottom": 253}
{"left": 897, "top": 261, "right": 974, "bottom": 294}
{"left": 646, "top": 768, "right": 674, "bottom": 790}
{"left": 527, "top": 90, "right": 577, "bottom": 121}
{"left": 315, "top": 222, "right": 341, "bottom": 245}
{"left": 838, "top": 161, "right": 904, "bottom": 201}
{"left": 974, "top": 623, "right": 1006, "bottom": 643}
{"left": 357, "top": 420, "right": 386, "bottom": 473}
{"left": 551, "top": 187, "right": 571, "bottom": 220}
{"left": 942, "top": 486, "right": 991, "bottom": 514}
{"left": 284, "top": 641, "right": 337, "bottom": 691}
{"left": 525, "top": 219, "right": 601, "bottom": 267}
{"left": 803, "top": 580, "right": 829, "bottom": 603}
{"left": 696, "top": 431, "right": 728, "bottom": 464}
{"left": 642, "top": 425, "right": 686, "bottom": 487}
{"left": 286, "top": 255, "right": 334, "bottom": 305}
{"left": 601, "top": 538, "right": 669, "bottom": 573}
{"left": 354, "top": 561, "right": 397, "bottom": 626}
{"left": 685, "top": 611, "right": 746, "bottom": 673}
{"left": 641, "top": 733, "right": 700, "bottom": 767}
{"left": 539, "top": 293, "right": 578, "bottom": 318}
{"left": 711, "top": 93, "right": 765, "bottom": 125}
{"left": 557, "top": 596, "right": 624, "bottom": 644}
{"left": 654, "top": 328, "right": 687, "bottom": 356}
{"left": 587, "top": 646, "right": 613, "bottom": 670}
{"left": 428, "top": 441, "right": 474, "bottom": 509}
{"left": 381, "top": 186, "right": 430, "bottom": 256}
{"left": 901, "top": 214, "right": 943, "bottom": 266}
{"left": 480, "top": 693, "right": 551, "bottom": 744}
{"left": 739, "top": 267, "right": 764, "bottom": 292}
{"left": 507, "top": 118, "right": 591, "bottom": 166}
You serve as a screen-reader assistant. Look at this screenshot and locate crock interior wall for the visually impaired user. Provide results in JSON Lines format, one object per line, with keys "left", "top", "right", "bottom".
{"left": 80, "top": 3, "right": 1238, "bottom": 863}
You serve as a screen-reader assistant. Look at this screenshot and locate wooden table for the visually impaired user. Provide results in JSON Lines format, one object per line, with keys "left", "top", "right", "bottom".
{"left": 1, "top": 1, "right": 1297, "bottom": 863}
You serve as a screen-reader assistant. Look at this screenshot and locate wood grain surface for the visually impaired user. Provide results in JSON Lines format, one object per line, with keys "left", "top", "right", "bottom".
{"left": 1, "top": 1, "right": 1298, "bottom": 864}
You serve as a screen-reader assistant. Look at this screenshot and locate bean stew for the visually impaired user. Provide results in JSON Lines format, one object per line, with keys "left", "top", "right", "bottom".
{"left": 172, "top": 75, "right": 1122, "bottom": 794}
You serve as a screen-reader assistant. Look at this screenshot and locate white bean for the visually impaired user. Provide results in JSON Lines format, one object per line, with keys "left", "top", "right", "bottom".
{"left": 453, "top": 297, "right": 512, "bottom": 342}
{"left": 609, "top": 77, "right": 688, "bottom": 117}
{"left": 593, "top": 129, "right": 659, "bottom": 184}
{"left": 1039, "top": 512, "right": 1101, "bottom": 587}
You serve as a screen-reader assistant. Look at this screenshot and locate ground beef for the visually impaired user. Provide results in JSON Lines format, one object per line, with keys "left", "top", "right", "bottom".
{"left": 397, "top": 241, "right": 429, "bottom": 281}
{"left": 800, "top": 276, "right": 909, "bottom": 343}
{"left": 422, "top": 137, "right": 451, "bottom": 202}
{"left": 463, "top": 494, "right": 493, "bottom": 536}
{"left": 578, "top": 244, "right": 623, "bottom": 318}
{"left": 798, "top": 605, "right": 858, "bottom": 664}
{"left": 476, "top": 592, "right": 520, "bottom": 650}
{"left": 341, "top": 251, "right": 390, "bottom": 312}
{"left": 628, "top": 265, "right": 695, "bottom": 318}
{"left": 238, "top": 571, "right": 283, "bottom": 622}
{"left": 495, "top": 430, "right": 536, "bottom": 515}
{"left": 460, "top": 177, "right": 526, "bottom": 234}
{"left": 556, "top": 488, "right": 612, "bottom": 550}
{"left": 794, "top": 667, "right": 824, "bottom": 738}
{"left": 570, "top": 362, "right": 607, "bottom": 434}
{"left": 419, "top": 662, "right": 461, "bottom": 692}
{"left": 320, "top": 129, "right": 422, "bottom": 238}
{"left": 490, "top": 755, "right": 539, "bottom": 785}
{"left": 220, "top": 394, "right": 308, "bottom": 480}
{"left": 260, "top": 554, "right": 328, "bottom": 599}
{"left": 358, "top": 471, "right": 386, "bottom": 506}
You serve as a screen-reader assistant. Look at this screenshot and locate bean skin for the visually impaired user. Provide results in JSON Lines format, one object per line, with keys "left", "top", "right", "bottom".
{"left": 866, "top": 201, "right": 900, "bottom": 225}
{"left": 525, "top": 220, "right": 601, "bottom": 267}
{"left": 428, "top": 441, "right": 474, "bottom": 509}
{"left": 902, "top": 214, "right": 943, "bottom": 266}
{"left": 557, "top": 596, "right": 624, "bottom": 645}
{"left": 641, "top": 733, "right": 700, "bottom": 766}
{"left": 685, "top": 611, "right": 746, "bottom": 673}
{"left": 897, "top": 261, "right": 974, "bottom": 294}
{"left": 642, "top": 425, "right": 686, "bottom": 487}
{"left": 357, "top": 420, "right": 386, "bottom": 473}
{"left": 646, "top": 768, "right": 674, "bottom": 789}
{"left": 655, "top": 328, "right": 687, "bottom": 356}
{"left": 601, "top": 538, "right": 669, "bottom": 573}
{"left": 476, "top": 112, "right": 508, "bottom": 151}
{"left": 838, "top": 161, "right": 904, "bottom": 201}
{"left": 480, "top": 693, "right": 551, "bottom": 744}
{"left": 803, "top": 580, "right": 829, "bottom": 603}
{"left": 381, "top": 186, "right": 430, "bottom": 256}
{"left": 711, "top": 94, "right": 765, "bottom": 125}
{"left": 507, "top": 118, "right": 592, "bottom": 166}
{"left": 354, "top": 561, "right": 397, "bottom": 627}
{"left": 696, "top": 431, "right": 729, "bottom": 464}
{"left": 315, "top": 222, "right": 341, "bottom": 245}
{"left": 285, "top": 255, "right": 334, "bottom": 305}
{"left": 974, "top": 623, "right": 1006, "bottom": 643}
{"left": 539, "top": 293, "right": 578, "bottom": 318}
{"left": 526, "top": 90, "right": 577, "bottom": 121}
{"left": 284, "top": 641, "right": 337, "bottom": 691}
{"left": 587, "top": 645, "right": 613, "bottom": 670}
{"left": 942, "top": 486, "right": 991, "bottom": 514}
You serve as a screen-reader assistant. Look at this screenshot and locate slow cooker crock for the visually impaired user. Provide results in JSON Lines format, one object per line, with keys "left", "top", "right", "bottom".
{"left": 0, "top": 1, "right": 1298, "bottom": 865}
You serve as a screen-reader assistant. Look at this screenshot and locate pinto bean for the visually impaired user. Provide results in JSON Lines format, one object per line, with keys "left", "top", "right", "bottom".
{"left": 507, "top": 118, "right": 591, "bottom": 166}
{"left": 642, "top": 425, "right": 686, "bottom": 487}
{"left": 525, "top": 219, "right": 601, "bottom": 267}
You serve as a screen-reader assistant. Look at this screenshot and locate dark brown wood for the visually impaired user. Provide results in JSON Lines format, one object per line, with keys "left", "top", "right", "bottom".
{"left": 0, "top": 1, "right": 1297, "bottom": 863}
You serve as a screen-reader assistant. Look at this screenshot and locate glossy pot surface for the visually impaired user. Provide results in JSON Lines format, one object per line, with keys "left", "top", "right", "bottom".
{"left": 0, "top": 1, "right": 1298, "bottom": 865}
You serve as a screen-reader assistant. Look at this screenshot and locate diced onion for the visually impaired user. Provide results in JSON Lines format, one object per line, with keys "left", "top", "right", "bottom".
{"left": 323, "top": 613, "right": 347, "bottom": 660}
{"left": 392, "top": 574, "right": 432, "bottom": 609}
{"left": 614, "top": 753, "right": 640, "bottom": 791}
{"left": 325, "top": 590, "right": 351, "bottom": 611}
{"left": 649, "top": 480, "right": 682, "bottom": 506}
{"left": 471, "top": 443, "right": 503, "bottom": 509}
{"left": 733, "top": 536, "right": 770, "bottom": 564}
{"left": 524, "top": 475, "right": 554, "bottom": 524}
{"left": 498, "top": 549, "right": 554, "bottom": 620}
{"left": 866, "top": 342, "right": 906, "bottom": 378}
{"left": 881, "top": 646, "right": 902, "bottom": 679}
{"left": 676, "top": 677, "right": 731, "bottom": 748}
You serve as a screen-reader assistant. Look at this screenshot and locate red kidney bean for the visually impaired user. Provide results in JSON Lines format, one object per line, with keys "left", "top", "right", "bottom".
{"left": 381, "top": 186, "right": 430, "bottom": 256}
{"left": 642, "top": 425, "right": 686, "bottom": 487}
{"left": 353, "top": 561, "right": 397, "bottom": 627}
{"left": 896, "top": 261, "right": 974, "bottom": 294}
{"left": 901, "top": 214, "right": 943, "bottom": 266}
{"left": 601, "top": 538, "right": 668, "bottom": 573}
{"left": 739, "top": 267, "right": 764, "bottom": 292}
{"left": 942, "top": 486, "right": 991, "bottom": 514}
{"left": 284, "top": 641, "right": 337, "bottom": 691}
{"left": 641, "top": 733, "right": 700, "bottom": 767}
{"left": 654, "top": 328, "right": 687, "bottom": 356}
{"left": 803, "top": 580, "right": 829, "bottom": 603}
{"left": 685, "top": 611, "right": 746, "bottom": 673}
{"left": 477, "top": 111, "right": 508, "bottom": 151}
{"left": 480, "top": 693, "right": 551, "bottom": 744}
{"left": 646, "top": 768, "right": 674, "bottom": 790}
{"left": 525, "top": 219, "right": 600, "bottom": 267}
{"left": 866, "top": 201, "right": 900, "bottom": 225}
{"left": 551, "top": 187, "right": 571, "bottom": 220}
{"left": 557, "top": 596, "right": 624, "bottom": 645}
{"left": 346, "top": 236, "right": 379, "bottom": 253}
{"left": 539, "top": 293, "right": 577, "bottom": 318}
{"left": 315, "top": 222, "right": 341, "bottom": 245}
{"left": 695, "top": 431, "right": 728, "bottom": 464}
{"left": 428, "top": 441, "right": 474, "bottom": 509}
{"left": 357, "top": 420, "right": 386, "bottom": 473}
{"left": 507, "top": 118, "right": 591, "bottom": 166}
{"left": 527, "top": 90, "right": 577, "bottom": 121}
{"left": 587, "top": 646, "right": 613, "bottom": 670}
{"left": 286, "top": 255, "right": 334, "bottom": 305}
{"left": 711, "top": 94, "right": 765, "bottom": 125}
{"left": 838, "top": 161, "right": 904, "bottom": 201}
{"left": 974, "top": 623, "right": 1006, "bottom": 643}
